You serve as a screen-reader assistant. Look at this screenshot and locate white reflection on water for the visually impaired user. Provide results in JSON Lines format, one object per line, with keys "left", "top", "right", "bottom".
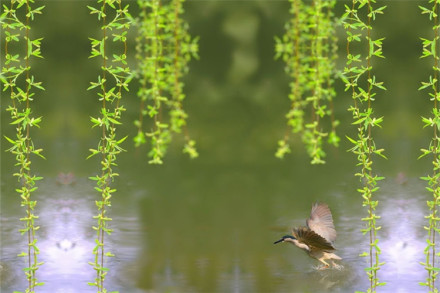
{"left": 338, "top": 177, "right": 429, "bottom": 292}
{"left": 379, "top": 179, "right": 426, "bottom": 292}
{"left": 33, "top": 178, "right": 98, "bottom": 292}
{"left": 1, "top": 177, "right": 143, "bottom": 293}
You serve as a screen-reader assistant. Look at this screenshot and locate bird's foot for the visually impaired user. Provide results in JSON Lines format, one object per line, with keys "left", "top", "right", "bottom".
{"left": 313, "top": 264, "right": 330, "bottom": 271}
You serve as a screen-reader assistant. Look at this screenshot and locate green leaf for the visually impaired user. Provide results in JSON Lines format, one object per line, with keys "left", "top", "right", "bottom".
{"left": 346, "top": 135, "right": 357, "bottom": 145}
{"left": 117, "top": 136, "right": 128, "bottom": 144}
{"left": 4, "top": 135, "right": 16, "bottom": 145}
{"left": 87, "top": 5, "right": 99, "bottom": 14}
{"left": 107, "top": 116, "right": 121, "bottom": 125}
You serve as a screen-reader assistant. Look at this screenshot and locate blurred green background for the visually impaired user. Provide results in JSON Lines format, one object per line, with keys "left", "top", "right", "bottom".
{"left": 0, "top": 1, "right": 436, "bottom": 292}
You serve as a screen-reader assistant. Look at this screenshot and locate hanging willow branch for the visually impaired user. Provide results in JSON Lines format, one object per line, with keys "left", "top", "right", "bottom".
{"left": 419, "top": 1, "right": 440, "bottom": 291}
{"left": 134, "top": 0, "right": 199, "bottom": 164}
{"left": 275, "top": 0, "right": 338, "bottom": 164}
{"left": 1, "top": 1, "right": 45, "bottom": 291}
{"left": 87, "top": 0, "right": 131, "bottom": 291}
{"left": 342, "top": 1, "right": 386, "bottom": 292}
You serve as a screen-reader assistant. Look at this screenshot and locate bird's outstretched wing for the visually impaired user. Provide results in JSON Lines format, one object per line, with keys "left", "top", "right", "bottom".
{"left": 293, "top": 227, "right": 335, "bottom": 251}
{"left": 306, "top": 202, "right": 337, "bottom": 243}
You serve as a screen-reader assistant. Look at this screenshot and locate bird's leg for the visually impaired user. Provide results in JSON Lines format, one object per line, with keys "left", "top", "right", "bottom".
{"left": 316, "top": 259, "right": 330, "bottom": 270}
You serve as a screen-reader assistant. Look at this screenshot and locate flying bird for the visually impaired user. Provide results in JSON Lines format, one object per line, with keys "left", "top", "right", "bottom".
{"left": 274, "top": 202, "right": 342, "bottom": 269}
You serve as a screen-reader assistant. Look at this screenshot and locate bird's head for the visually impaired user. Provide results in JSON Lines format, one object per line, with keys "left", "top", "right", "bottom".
{"left": 273, "top": 235, "right": 296, "bottom": 244}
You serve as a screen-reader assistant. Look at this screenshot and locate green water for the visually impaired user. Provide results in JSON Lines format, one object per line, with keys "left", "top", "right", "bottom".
{"left": 0, "top": 1, "right": 436, "bottom": 292}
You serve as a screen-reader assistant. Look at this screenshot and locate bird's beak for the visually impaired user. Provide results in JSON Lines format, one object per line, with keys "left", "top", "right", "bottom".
{"left": 273, "top": 238, "right": 284, "bottom": 244}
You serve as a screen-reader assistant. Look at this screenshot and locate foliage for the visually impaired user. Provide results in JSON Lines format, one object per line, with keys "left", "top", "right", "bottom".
{"left": 87, "top": 0, "right": 131, "bottom": 291}
{"left": 1, "top": 0, "right": 45, "bottom": 291}
{"left": 275, "top": 0, "right": 339, "bottom": 164}
{"left": 419, "top": 1, "right": 440, "bottom": 292}
{"left": 342, "top": 1, "right": 386, "bottom": 292}
{"left": 133, "top": 0, "right": 199, "bottom": 164}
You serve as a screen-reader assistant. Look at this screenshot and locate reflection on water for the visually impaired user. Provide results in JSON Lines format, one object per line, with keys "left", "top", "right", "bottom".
{"left": 39, "top": 178, "right": 94, "bottom": 292}
{"left": 379, "top": 178, "right": 426, "bottom": 292}
{"left": 1, "top": 177, "right": 142, "bottom": 293}
{"left": 218, "top": 262, "right": 255, "bottom": 293}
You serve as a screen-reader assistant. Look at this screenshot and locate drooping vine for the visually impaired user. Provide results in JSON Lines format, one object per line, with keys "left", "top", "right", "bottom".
{"left": 342, "top": 1, "right": 386, "bottom": 292}
{"left": 419, "top": 1, "right": 440, "bottom": 291}
{"left": 134, "top": 0, "right": 199, "bottom": 164}
{"left": 87, "top": 0, "right": 131, "bottom": 291}
{"left": 1, "top": 1, "right": 45, "bottom": 291}
{"left": 275, "top": 0, "right": 338, "bottom": 164}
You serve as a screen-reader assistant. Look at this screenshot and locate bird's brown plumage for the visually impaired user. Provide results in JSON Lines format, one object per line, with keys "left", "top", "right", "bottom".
{"left": 292, "top": 226, "right": 335, "bottom": 251}
{"left": 306, "top": 202, "right": 337, "bottom": 244}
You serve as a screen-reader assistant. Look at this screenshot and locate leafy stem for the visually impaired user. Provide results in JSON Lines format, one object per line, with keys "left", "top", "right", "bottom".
{"left": 1, "top": 0, "right": 45, "bottom": 291}
{"left": 419, "top": 1, "right": 440, "bottom": 291}
{"left": 343, "top": 0, "right": 386, "bottom": 291}
{"left": 87, "top": 0, "right": 131, "bottom": 291}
